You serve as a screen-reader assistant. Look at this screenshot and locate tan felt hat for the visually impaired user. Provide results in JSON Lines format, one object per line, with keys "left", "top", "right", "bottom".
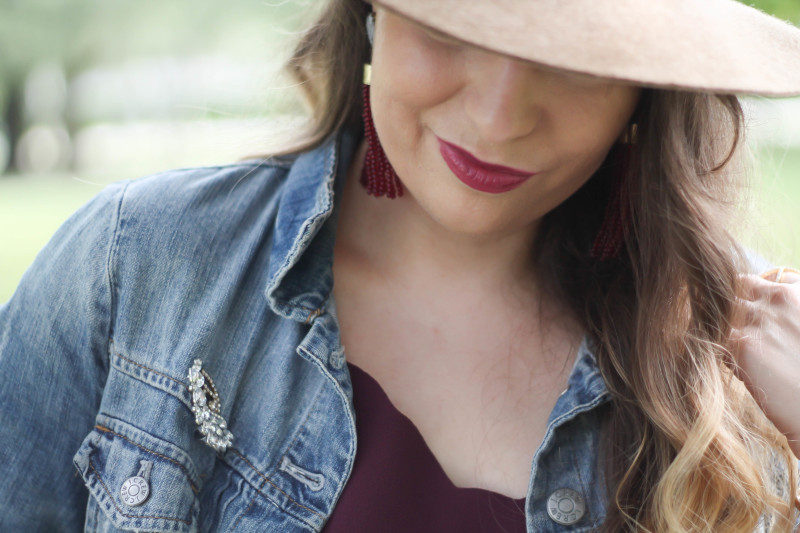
{"left": 370, "top": 0, "right": 800, "bottom": 97}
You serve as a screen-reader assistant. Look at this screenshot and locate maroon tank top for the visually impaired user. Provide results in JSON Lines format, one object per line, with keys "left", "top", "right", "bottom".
{"left": 323, "top": 361, "right": 528, "bottom": 532}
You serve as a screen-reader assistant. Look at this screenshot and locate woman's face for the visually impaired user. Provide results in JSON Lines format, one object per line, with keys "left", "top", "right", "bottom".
{"left": 369, "top": 7, "right": 643, "bottom": 238}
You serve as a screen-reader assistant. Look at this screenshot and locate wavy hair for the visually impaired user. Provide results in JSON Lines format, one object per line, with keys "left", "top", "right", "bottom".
{"left": 265, "top": 0, "right": 800, "bottom": 530}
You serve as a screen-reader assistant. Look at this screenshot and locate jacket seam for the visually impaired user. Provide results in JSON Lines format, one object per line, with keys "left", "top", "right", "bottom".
{"left": 275, "top": 378, "right": 327, "bottom": 485}
{"left": 228, "top": 466, "right": 319, "bottom": 531}
{"left": 112, "top": 348, "right": 188, "bottom": 389}
{"left": 303, "top": 307, "right": 325, "bottom": 324}
{"left": 572, "top": 449, "right": 594, "bottom": 527}
{"left": 228, "top": 447, "right": 324, "bottom": 520}
{"left": 230, "top": 474, "right": 270, "bottom": 531}
{"left": 94, "top": 424, "right": 199, "bottom": 494}
{"left": 295, "top": 344, "right": 358, "bottom": 525}
{"left": 105, "top": 180, "right": 132, "bottom": 378}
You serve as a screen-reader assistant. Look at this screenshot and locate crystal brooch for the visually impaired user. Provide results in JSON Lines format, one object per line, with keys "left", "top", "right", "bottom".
{"left": 187, "top": 358, "right": 234, "bottom": 454}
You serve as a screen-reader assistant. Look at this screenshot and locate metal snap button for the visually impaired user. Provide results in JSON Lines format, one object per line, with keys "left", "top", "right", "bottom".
{"left": 546, "top": 487, "right": 586, "bottom": 525}
{"left": 120, "top": 460, "right": 153, "bottom": 507}
{"left": 120, "top": 476, "right": 149, "bottom": 506}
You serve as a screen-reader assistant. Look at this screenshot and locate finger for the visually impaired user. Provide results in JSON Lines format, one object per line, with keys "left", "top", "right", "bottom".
{"left": 739, "top": 272, "right": 799, "bottom": 302}
{"left": 759, "top": 267, "right": 782, "bottom": 282}
{"left": 758, "top": 266, "right": 800, "bottom": 284}
{"left": 731, "top": 295, "right": 762, "bottom": 328}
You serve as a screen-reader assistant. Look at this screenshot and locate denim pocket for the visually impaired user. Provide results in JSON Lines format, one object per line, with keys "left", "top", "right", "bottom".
{"left": 72, "top": 413, "right": 200, "bottom": 532}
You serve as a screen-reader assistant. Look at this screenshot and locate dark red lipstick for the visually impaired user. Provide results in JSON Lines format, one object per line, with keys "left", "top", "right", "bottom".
{"left": 437, "top": 137, "right": 537, "bottom": 193}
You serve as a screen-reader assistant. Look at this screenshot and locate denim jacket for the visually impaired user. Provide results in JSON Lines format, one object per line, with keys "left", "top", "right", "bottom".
{"left": 0, "top": 123, "right": 797, "bottom": 532}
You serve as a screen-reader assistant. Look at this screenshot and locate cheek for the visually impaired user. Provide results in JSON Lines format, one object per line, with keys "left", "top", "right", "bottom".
{"left": 549, "top": 92, "right": 634, "bottom": 174}
{"left": 372, "top": 30, "right": 457, "bottom": 116}
{"left": 514, "top": 100, "right": 631, "bottom": 214}
{"left": 369, "top": 37, "right": 460, "bottom": 177}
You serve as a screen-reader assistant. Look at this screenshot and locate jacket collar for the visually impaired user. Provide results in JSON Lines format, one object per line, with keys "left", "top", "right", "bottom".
{"left": 265, "top": 124, "right": 361, "bottom": 323}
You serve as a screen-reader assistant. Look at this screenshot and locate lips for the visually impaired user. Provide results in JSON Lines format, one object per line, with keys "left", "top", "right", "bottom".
{"left": 437, "top": 137, "right": 537, "bottom": 193}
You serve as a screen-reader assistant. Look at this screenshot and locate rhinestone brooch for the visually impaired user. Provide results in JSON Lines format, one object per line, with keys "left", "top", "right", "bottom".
{"left": 187, "top": 358, "right": 234, "bottom": 454}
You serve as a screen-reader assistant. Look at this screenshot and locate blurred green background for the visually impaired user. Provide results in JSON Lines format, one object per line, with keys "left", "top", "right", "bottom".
{"left": 1, "top": 1, "right": 800, "bottom": 303}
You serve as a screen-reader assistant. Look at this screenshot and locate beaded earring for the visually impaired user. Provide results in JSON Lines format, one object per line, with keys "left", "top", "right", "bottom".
{"left": 589, "top": 123, "right": 638, "bottom": 261}
{"left": 360, "top": 11, "right": 405, "bottom": 199}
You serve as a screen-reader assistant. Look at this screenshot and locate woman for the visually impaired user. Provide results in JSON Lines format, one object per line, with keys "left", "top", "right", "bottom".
{"left": 1, "top": 0, "right": 800, "bottom": 531}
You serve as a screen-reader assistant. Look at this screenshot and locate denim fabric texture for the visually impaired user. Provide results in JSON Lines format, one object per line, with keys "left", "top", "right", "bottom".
{"left": 0, "top": 123, "right": 797, "bottom": 532}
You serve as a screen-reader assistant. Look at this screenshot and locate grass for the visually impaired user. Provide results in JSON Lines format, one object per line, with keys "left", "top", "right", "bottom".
{"left": 1, "top": 146, "right": 799, "bottom": 304}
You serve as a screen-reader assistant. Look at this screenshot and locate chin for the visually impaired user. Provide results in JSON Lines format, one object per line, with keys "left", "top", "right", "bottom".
{"left": 421, "top": 190, "right": 514, "bottom": 238}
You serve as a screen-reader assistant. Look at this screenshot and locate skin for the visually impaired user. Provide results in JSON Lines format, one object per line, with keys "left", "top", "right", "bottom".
{"left": 331, "top": 5, "right": 800, "bottom": 494}
{"left": 730, "top": 269, "right": 800, "bottom": 458}
{"left": 337, "top": 6, "right": 642, "bottom": 302}
{"left": 331, "top": 6, "right": 643, "bottom": 494}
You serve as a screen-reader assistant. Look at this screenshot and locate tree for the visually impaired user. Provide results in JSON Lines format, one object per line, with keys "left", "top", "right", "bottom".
{"left": 747, "top": 0, "right": 800, "bottom": 24}
{"left": 0, "top": 0, "right": 307, "bottom": 173}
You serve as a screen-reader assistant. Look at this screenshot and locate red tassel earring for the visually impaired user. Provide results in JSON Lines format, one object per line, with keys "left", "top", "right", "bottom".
{"left": 360, "top": 82, "right": 404, "bottom": 198}
{"left": 589, "top": 124, "right": 637, "bottom": 261}
{"left": 359, "top": 10, "right": 403, "bottom": 199}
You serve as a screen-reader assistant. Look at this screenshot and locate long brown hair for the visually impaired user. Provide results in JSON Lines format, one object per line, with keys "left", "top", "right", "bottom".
{"left": 265, "top": 0, "right": 800, "bottom": 530}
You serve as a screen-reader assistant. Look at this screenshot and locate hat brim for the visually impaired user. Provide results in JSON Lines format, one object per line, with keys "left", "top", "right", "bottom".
{"left": 370, "top": 0, "right": 800, "bottom": 97}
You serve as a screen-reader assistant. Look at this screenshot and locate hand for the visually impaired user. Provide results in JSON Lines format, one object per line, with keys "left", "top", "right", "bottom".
{"left": 728, "top": 267, "right": 800, "bottom": 458}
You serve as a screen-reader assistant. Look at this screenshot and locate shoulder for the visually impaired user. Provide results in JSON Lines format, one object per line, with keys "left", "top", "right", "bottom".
{"left": 120, "top": 156, "right": 297, "bottom": 224}
{"left": 92, "top": 155, "right": 309, "bottom": 311}
{"left": 111, "top": 156, "right": 298, "bottom": 254}
{"left": 758, "top": 448, "right": 800, "bottom": 531}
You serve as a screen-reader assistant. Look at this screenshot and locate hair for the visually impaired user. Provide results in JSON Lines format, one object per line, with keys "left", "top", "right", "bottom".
{"left": 266, "top": 0, "right": 800, "bottom": 530}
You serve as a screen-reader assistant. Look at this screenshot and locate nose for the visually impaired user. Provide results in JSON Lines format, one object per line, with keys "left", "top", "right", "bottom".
{"left": 463, "top": 54, "right": 540, "bottom": 144}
